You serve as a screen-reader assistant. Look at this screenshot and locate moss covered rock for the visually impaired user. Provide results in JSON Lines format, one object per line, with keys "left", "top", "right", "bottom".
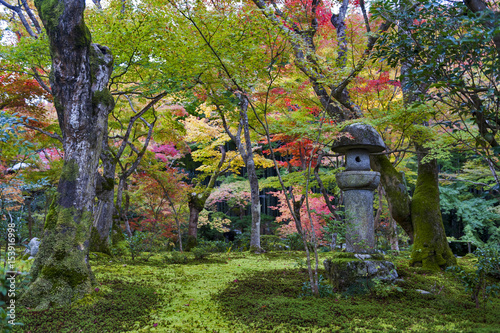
{"left": 323, "top": 253, "right": 397, "bottom": 290}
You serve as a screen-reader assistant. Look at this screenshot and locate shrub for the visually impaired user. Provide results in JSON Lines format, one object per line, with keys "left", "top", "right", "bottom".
{"left": 125, "top": 231, "right": 160, "bottom": 261}
{"left": 197, "top": 240, "right": 233, "bottom": 253}
{"left": 191, "top": 247, "right": 209, "bottom": 260}
{"left": 448, "top": 245, "right": 500, "bottom": 308}
{"left": 165, "top": 251, "right": 187, "bottom": 264}
{"left": 260, "top": 235, "right": 288, "bottom": 252}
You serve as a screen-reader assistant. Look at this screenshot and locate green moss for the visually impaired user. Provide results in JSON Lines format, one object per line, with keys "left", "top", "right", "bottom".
{"left": 75, "top": 23, "right": 91, "bottom": 49}
{"left": 92, "top": 88, "right": 114, "bottom": 109}
{"left": 44, "top": 195, "right": 58, "bottom": 230}
{"left": 40, "top": 264, "right": 88, "bottom": 289}
{"left": 410, "top": 162, "right": 456, "bottom": 270}
{"left": 89, "top": 226, "right": 111, "bottom": 255}
{"left": 53, "top": 95, "right": 63, "bottom": 114}
{"left": 102, "top": 177, "right": 115, "bottom": 192}
{"left": 34, "top": 0, "right": 64, "bottom": 31}
{"left": 111, "top": 220, "right": 125, "bottom": 245}
{"left": 61, "top": 159, "right": 79, "bottom": 182}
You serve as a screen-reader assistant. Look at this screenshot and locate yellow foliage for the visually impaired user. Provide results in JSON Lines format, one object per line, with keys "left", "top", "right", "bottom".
{"left": 198, "top": 209, "right": 231, "bottom": 233}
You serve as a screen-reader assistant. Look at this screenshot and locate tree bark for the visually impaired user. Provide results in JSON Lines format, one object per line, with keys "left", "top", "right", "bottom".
{"left": 370, "top": 154, "right": 413, "bottom": 241}
{"left": 21, "top": 0, "right": 114, "bottom": 309}
{"left": 187, "top": 194, "right": 203, "bottom": 247}
{"left": 238, "top": 95, "right": 261, "bottom": 252}
{"left": 116, "top": 176, "right": 132, "bottom": 237}
{"left": 90, "top": 143, "right": 116, "bottom": 254}
{"left": 410, "top": 144, "right": 456, "bottom": 269}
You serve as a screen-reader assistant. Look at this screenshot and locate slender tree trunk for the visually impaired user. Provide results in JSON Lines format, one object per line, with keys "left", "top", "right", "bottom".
{"left": 21, "top": 0, "right": 114, "bottom": 309}
{"left": 389, "top": 217, "right": 399, "bottom": 252}
{"left": 25, "top": 195, "right": 34, "bottom": 239}
{"left": 238, "top": 97, "right": 261, "bottom": 252}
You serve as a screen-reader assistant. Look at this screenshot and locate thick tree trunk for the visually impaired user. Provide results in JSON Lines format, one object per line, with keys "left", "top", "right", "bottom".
{"left": 116, "top": 176, "right": 132, "bottom": 237}
{"left": 90, "top": 144, "right": 116, "bottom": 254}
{"left": 187, "top": 198, "right": 201, "bottom": 239}
{"left": 21, "top": 0, "right": 114, "bottom": 310}
{"left": 410, "top": 145, "right": 456, "bottom": 270}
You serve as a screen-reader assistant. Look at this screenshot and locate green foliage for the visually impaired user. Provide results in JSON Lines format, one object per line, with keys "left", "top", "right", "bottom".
{"left": 110, "top": 240, "right": 129, "bottom": 257}
{"left": 197, "top": 239, "right": 234, "bottom": 253}
{"left": 260, "top": 235, "right": 288, "bottom": 252}
{"left": 299, "top": 275, "right": 334, "bottom": 298}
{"left": 370, "top": 277, "right": 403, "bottom": 298}
{"left": 372, "top": 0, "right": 500, "bottom": 158}
{"left": 191, "top": 246, "right": 209, "bottom": 260}
{"left": 164, "top": 251, "right": 188, "bottom": 264}
{"left": 447, "top": 246, "right": 500, "bottom": 308}
{"left": 440, "top": 183, "right": 500, "bottom": 246}
{"left": 125, "top": 231, "right": 159, "bottom": 261}
{"left": 284, "top": 232, "right": 306, "bottom": 251}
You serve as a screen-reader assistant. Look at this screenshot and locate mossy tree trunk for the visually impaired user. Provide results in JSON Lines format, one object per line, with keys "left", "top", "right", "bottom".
{"left": 21, "top": 0, "right": 114, "bottom": 310}
{"left": 90, "top": 143, "right": 116, "bottom": 254}
{"left": 371, "top": 154, "right": 413, "bottom": 241}
{"left": 187, "top": 193, "right": 204, "bottom": 249}
{"left": 410, "top": 144, "right": 456, "bottom": 270}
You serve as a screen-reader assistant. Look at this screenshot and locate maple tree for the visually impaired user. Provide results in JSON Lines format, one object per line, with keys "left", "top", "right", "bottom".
{"left": 270, "top": 189, "right": 333, "bottom": 242}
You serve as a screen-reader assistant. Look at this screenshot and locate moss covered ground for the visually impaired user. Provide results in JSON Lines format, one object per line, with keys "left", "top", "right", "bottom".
{"left": 12, "top": 250, "right": 500, "bottom": 332}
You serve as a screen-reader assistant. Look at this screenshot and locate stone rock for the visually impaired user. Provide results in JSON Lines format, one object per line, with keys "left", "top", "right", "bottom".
{"left": 416, "top": 289, "right": 431, "bottom": 294}
{"left": 324, "top": 253, "right": 398, "bottom": 290}
{"left": 23, "top": 237, "right": 40, "bottom": 259}
{"left": 331, "top": 123, "right": 386, "bottom": 154}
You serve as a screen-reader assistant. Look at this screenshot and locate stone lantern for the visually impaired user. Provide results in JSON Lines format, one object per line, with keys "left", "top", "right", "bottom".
{"left": 332, "top": 123, "right": 386, "bottom": 254}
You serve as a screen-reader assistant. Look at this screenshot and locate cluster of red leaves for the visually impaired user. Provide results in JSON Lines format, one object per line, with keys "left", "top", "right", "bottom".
{"left": 38, "top": 148, "right": 63, "bottom": 168}
{"left": 150, "top": 143, "right": 181, "bottom": 163}
{"left": 263, "top": 134, "right": 319, "bottom": 169}
{"left": 269, "top": 189, "right": 333, "bottom": 241}
{"left": 352, "top": 72, "right": 401, "bottom": 94}
{"left": 0, "top": 71, "right": 51, "bottom": 118}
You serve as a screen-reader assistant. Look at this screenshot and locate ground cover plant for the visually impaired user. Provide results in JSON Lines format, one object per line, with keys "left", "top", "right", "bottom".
{"left": 7, "top": 249, "right": 500, "bottom": 332}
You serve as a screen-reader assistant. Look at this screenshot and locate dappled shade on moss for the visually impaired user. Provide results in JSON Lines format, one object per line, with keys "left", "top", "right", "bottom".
{"left": 14, "top": 280, "right": 159, "bottom": 333}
